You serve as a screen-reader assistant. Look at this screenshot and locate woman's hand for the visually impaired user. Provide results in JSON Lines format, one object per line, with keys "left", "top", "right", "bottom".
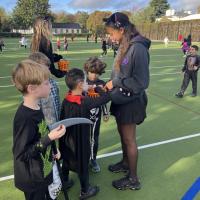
{"left": 105, "top": 80, "right": 113, "bottom": 90}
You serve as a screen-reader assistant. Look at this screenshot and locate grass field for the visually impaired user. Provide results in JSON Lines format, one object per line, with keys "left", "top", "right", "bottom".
{"left": 1, "top": 38, "right": 200, "bottom": 200}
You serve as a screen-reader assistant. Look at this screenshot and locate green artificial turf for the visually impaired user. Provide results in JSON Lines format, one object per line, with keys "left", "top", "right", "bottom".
{"left": 1, "top": 38, "right": 200, "bottom": 199}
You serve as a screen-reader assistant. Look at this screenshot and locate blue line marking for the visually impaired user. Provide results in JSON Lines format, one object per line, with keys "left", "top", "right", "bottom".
{"left": 182, "top": 177, "right": 200, "bottom": 200}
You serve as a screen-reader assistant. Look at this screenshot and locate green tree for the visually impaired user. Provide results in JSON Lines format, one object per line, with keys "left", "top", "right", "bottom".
{"left": 131, "top": 6, "right": 154, "bottom": 25}
{"left": 0, "top": 7, "right": 7, "bottom": 31}
{"left": 86, "top": 11, "right": 111, "bottom": 34}
{"left": 75, "top": 11, "right": 89, "bottom": 29}
{"left": 12, "top": 0, "right": 50, "bottom": 29}
{"left": 52, "top": 11, "right": 76, "bottom": 23}
{"left": 197, "top": 5, "right": 200, "bottom": 14}
{"left": 150, "top": 0, "right": 170, "bottom": 21}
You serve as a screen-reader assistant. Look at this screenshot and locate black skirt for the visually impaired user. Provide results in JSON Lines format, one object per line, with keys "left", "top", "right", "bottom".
{"left": 110, "top": 92, "right": 148, "bottom": 125}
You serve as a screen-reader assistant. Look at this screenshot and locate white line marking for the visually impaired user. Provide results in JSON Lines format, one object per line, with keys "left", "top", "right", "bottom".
{"left": 1, "top": 132, "right": 200, "bottom": 182}
{"left": 150, "top": 72, "right": 180, "bottom": 76}
{"left": 0, "top": 76, "right": 11, "bottom": 79}
{"left": 0, "top": 84, "right": 14, "bottom": 88}
{"left": 150, "top": 65, "right": 180, "bottom": 69}
{"left": 0, "top": 175, "right": 14, "bottom": 182}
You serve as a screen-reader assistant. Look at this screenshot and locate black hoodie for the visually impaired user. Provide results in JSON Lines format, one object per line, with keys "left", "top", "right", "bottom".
{"left": 112, "top": 35, "right": 151, "bottom": 94}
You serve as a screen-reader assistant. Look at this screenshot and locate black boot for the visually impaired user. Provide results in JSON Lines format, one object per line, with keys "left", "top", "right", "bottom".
{"left": 79, "top": 185, "right": 99, "bottom": 200}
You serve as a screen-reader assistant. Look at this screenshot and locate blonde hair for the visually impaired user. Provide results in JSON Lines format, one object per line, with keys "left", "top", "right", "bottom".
{"left": 12, "top": 59, "right": 50, "bottom": 94}
{"left": 28, "top": 52, "right": 51, "bottom": 67}
{"left": 31, "top": 17, "right": 51, "bottom": 52}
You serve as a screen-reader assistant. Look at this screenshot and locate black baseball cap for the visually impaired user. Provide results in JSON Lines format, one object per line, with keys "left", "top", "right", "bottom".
{"left": 103, "top": 12, "right": 130, "bottom": 28}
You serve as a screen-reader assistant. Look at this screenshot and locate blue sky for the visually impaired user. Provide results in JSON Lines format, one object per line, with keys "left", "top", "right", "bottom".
{"left": 0, "top": 0, "right": 199, "bottom": 13}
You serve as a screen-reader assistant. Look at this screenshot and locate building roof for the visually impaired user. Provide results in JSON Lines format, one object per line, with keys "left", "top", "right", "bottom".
{"left": 52, "top": 23, "right": 81, "bottom": 29}
{"left": 181, "top": 14, "right": 200, "bottom": 21}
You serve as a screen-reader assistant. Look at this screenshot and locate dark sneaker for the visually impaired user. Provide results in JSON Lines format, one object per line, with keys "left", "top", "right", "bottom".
{"left": 63, "top": 178, "right": 74, "bottom": 190}
{"left": 191, "top": 93, "right": 197, "bottom": 97}
{"left": 112, "top": 176, "right": 141, "bottom": 190}
{"left": 108, "top": 161, "right": 129, "bottom": 173}
{"left": 79, "top": 185, "right": 99, "bottom": 200}
{"left": 90, "top": 160, "right": 100, "bottom": 173}
{"left": 175, "top": 92, "right": 183, "bottom": 98}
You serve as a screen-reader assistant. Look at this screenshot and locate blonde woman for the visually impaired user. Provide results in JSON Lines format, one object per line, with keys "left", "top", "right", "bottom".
{"left": 31, "top": 17, "right": 65, "bottom": 78}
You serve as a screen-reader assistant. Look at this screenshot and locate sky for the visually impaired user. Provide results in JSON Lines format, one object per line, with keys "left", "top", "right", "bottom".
{"left": 0, "top": 0, "right": 199, "bottom": 14}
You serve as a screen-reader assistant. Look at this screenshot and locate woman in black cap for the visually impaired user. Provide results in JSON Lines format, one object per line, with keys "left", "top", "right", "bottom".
{"left": 104, "top": 12, "right": 151, "bottom": 190}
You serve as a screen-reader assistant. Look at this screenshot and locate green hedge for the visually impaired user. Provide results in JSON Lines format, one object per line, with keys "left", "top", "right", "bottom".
{"left": 0, "top": 32, "right": 22, "bottom": 37}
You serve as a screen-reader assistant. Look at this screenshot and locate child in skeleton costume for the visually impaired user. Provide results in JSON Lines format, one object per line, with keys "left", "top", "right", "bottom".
{"left": 176, "top": 45, "right": 200, "bottom": 98}
{"left": 84, "top": 57, "right": 109, "bottom": 173}
{"left": 59, "top": 68, "right": 111, "bottom": 199}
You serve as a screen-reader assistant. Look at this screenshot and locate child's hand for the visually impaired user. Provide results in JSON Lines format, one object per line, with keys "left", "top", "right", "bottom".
{"left": 194, "top": 66, "right": 198, "bottom": 70}
{"left": 48, "top": 124, "right": 66, "bottom": 141}
{"left": 103, "top": 114, "right": 109, "bottom": 122}
{"left": 53, "top": 148, "right": 61, "bottom": 160}
{"left": 105, "top": 80, "right": 113, "bottom": 90}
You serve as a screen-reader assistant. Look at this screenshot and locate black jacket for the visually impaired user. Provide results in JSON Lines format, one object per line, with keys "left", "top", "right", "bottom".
{"left": 112, "top": 35, "right": 151, "bottom": 94}
{"left": 182, "top": 55, "right": 200, "bottom": 72}
{"left": 39, "top": 37, "right": 65, "bottom": 78}
{"left": 59, "top": 88, "right": 110, "bottom": 174}
{"left": 13, "top": 104, "right": 52, "bottom": 192}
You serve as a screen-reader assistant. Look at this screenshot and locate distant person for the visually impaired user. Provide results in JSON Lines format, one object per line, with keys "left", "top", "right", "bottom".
{"left": 112, "top": 41, "right": 119, "bottom": 57}
{"left": 56, "top": 37, "right": 61, "bottom": 51}
{"left": 181, "top": 38, "right": 190, "bottom": 57}
{"left": 164, "top": 36, "right": 169, "bottom": 47}
{"left": 31, "top": 17, "right": 65, "bottom": 78}
{"left": 175, "top": 45, "right": 200, "bottom": 98}
{"left": 178, "top": 33, "right": 183, "bottom": 42}
{"left": 107, "top": 37, "right": 112, "bottom": 49}
{"left": 87, "top": 34, "right": 89, "bottom": 42}
{"left": 0, "top": 37, "right": 5, "bottom": 52}
{"left": 71, "top": 34, "right": 75, "bottom": 41}
{"left": 95, "top": 34, "right": 97, "bottom": 43}
{"left": 19, "top": 36, "right": 27, "bottom": 48}
{"left": 64, "top": 36, "right": 68, "bottom": 51}
{"left": 100, "top": 38, "right": 107, "bottom": 57}
{"left": 187, "top": 34, "right": 192, "bottom": 47}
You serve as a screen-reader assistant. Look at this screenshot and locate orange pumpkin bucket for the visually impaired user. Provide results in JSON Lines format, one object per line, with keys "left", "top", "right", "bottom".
{"left": 87, "top": 88, "right": 99, "bottom": 98}
{"left": 57, "top": 59, "right": 70, "bottom": 72}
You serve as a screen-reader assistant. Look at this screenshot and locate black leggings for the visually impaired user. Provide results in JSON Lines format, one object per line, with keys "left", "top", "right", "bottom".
{"left": 117, "top": 123, "right": 138, "bottom": 178}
